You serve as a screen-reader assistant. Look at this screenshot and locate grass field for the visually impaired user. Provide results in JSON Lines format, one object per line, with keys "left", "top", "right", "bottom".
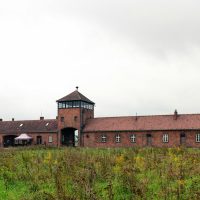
{"left": 0, "top": 147, "right": 199, "bottom": 200}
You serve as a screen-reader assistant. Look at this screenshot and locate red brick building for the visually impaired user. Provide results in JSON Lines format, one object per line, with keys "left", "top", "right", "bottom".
{"left": 0, "top": 88, "right": 200, "bottom": 148}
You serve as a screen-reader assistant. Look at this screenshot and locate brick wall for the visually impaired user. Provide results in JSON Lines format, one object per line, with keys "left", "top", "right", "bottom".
{"left": 81, "top": 108, "right": 94, "bottom": 126}
{"left": 28, "top": 132, "right": 58, "bottom": 146}
{"left": 83, "top": 130, "right": 200, "bottom": 148}
{"left": 58, "top": 107, "right": 94, "bottom": 146}
{"left": 0, "top": 132, "right": 58, "bottom": 147}
{"left": 58, "top": 108, "right": 81, "bottom": 130}
{"left": 58, "top": 108, "right": 94, "bottom": 129}
{"left": 1, "top": 130, "right": 200, "bottom": 148}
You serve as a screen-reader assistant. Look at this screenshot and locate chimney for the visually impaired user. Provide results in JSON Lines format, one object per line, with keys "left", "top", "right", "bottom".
{"left": 12, "top": 118, "right": 14, "bottom": 121}
{"left": 56, "top": 116, "right": 58, "bottom": 119}
{"left": 0, "top": 119, "right": 2, "bottom": 122}
{"left": 40, "top": 116, "right": 44, "bottom": 120}
{"left": 174, "top": 109, "right": 178, "bottom": 120}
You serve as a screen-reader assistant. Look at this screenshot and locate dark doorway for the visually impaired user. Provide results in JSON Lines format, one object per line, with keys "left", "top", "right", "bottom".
{"left": 180, "top": 133, "right": 186, "bottom": 145}
{"left": 37, "top": 136, "right": 42, "bottom": 145}
{"left": 146, "top": 134, "right": 152, "bottom": 146}
{"left": 61, "top": 128, "right": 77, "bottom": 146}
{"left": 3, "top": 135, "right": 17, "bottom": 147}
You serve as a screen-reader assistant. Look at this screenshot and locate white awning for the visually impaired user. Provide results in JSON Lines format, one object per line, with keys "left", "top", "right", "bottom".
{"left": 15, "top": 133, "right": 32, "bottom": 140}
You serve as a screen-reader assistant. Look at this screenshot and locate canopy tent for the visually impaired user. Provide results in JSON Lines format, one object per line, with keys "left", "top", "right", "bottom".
{"left": 15, "top": 133, "right": 32, "bottom": 145}
{"left": 15, "top": 133, "right": 32, "bottom": 140}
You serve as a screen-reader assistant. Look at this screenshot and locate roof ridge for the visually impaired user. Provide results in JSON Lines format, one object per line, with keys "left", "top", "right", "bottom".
{"left": 91, "top": 113, "right": 200, "bottom": 120}
{"left": 0, "top": 119, "right": 57, "bottom": 122}
{"left": 77, "top": 90, "right": 82, "bottom": 100}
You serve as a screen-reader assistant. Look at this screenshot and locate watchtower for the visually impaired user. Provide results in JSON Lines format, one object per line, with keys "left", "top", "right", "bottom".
{"left": 57, "top": 87, "right": 95, "bottom": 146}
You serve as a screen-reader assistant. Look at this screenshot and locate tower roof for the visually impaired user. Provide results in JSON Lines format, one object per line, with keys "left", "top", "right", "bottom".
{"left": 56, "top": 90, "right": 95, "bottom": 104}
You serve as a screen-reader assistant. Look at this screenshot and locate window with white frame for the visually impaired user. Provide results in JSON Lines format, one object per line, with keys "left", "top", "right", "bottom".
{"left": 115, "top": 134, "right": 120, "bottom": 143}
{"left": 48, "top": 136, "right": 53, "bottom": 143}
{"left": 130, "top": 134, "right": 136, "bottom": 143}
{"left": 101, "top": 134, "right": 107, "bottom": 143}
{"left": 163, "top": 133, "right": 169, "bottom": 143}
{"left": 196, "top": 133, "right": 200, "bottom": 142}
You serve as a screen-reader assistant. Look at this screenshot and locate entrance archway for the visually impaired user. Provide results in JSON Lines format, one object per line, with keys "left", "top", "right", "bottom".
{"left": 61, "top": 128, "right": 78, "bottom": 147}
{"left": 3, "top": 135, "right": 17, "bottom": 147}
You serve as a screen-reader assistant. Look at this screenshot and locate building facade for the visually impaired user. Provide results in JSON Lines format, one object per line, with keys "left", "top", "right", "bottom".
{"left": 0, "top": 88, "right": 200, "bottom": 148}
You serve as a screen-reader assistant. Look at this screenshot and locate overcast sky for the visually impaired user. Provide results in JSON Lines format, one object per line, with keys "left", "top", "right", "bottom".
{"left": 1, "top": 0, "right": 200, "bottom": 120}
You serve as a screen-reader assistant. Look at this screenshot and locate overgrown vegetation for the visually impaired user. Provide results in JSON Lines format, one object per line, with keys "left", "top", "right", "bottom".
{"left": 0, "top": 147, "right": 199, "bottom": 199}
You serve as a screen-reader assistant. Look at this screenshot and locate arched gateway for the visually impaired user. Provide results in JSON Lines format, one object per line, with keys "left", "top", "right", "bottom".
{"left": 57, "top": 87, "right": 95, "bottom": 147}
{"left": 61, "top": 127, "right": 77, "bottom": 146}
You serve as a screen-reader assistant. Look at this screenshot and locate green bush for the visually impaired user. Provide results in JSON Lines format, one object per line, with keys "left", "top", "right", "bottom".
{"left": 0, "top": 147, "right": 199, "bottom": 199}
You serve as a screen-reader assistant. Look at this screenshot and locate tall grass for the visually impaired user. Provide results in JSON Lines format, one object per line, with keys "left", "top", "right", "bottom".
{"left": 0, "top": 147, "right": 199, "bottom": 199}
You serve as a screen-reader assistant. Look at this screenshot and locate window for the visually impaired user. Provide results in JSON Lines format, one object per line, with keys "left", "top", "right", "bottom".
{"left": 68, "top": 101, "right": 73, "bottom": 108}
{"left": 58, "top": 102, "right": 66, "bottom": 109}
{"left": 45, "top": 123, "right": 49, "bottom": 127}
{"left": 163, "top": 134, "right": 169, "bottom": 143}
{"left": 115, "top": 134, "right": 120, "bottom": 143}
{"left": 65, "top": 102, "right": 73, "bottom": 108}
{"left": 81, "top": 102, "right": 89, "bottom": 109}
{"left": 130, "top": 134, "right": 136, "bottom": 143}
{"left": 19, "top": 123, "right": 23, "bottom": 127}
{"left": 58, "top": 103, "right": 62, "bottom": 109}
{"left": 73, "top": 101, "right": 80, "bottom": 108}
{"left": 62, "top": 102, "right": 66, "bottom": 108}
{"left": 101, "top": 134, "right": 107, "bottom": 143}
{"left": 61, "top": 117, "right": 64, "bottom": 122}
{"left": 86, "top": 104, "right": 94, "bottom": 110}
{"left": 48, "top": 136, "right": 53, "bottom": 143}
{"left": 196, "top": 133, "right": 200, "bottom": 142}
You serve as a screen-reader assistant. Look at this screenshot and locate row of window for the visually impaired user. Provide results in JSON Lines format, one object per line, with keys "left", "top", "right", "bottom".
{"left": 58, "top": 101, "right": 94, "bottom": 110}
{"left": 101, "top": 134, "right": 136, "bottom": 143}
{"left": 60, "top": 116, "right": 78, "bottom": 122}
{"left": 100, "top": 133, "right": 200, "bottom": 143}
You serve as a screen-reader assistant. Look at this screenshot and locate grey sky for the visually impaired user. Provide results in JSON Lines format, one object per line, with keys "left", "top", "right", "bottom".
{"left": 0, "top": 0, "right": 200, "bottom": 120}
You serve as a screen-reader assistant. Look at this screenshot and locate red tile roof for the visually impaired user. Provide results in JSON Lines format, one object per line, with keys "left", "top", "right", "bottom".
{"left": 83, "top": 114, "right": 200, "bottom": 132}
{"left": 0, "top": 119, "right": 58, "bottom": 134}
{"left": 57, "top": 90, "right": 95, "bottom": 104}
{"left": 2, "top": 113, "right": 200, "bottom": 134}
